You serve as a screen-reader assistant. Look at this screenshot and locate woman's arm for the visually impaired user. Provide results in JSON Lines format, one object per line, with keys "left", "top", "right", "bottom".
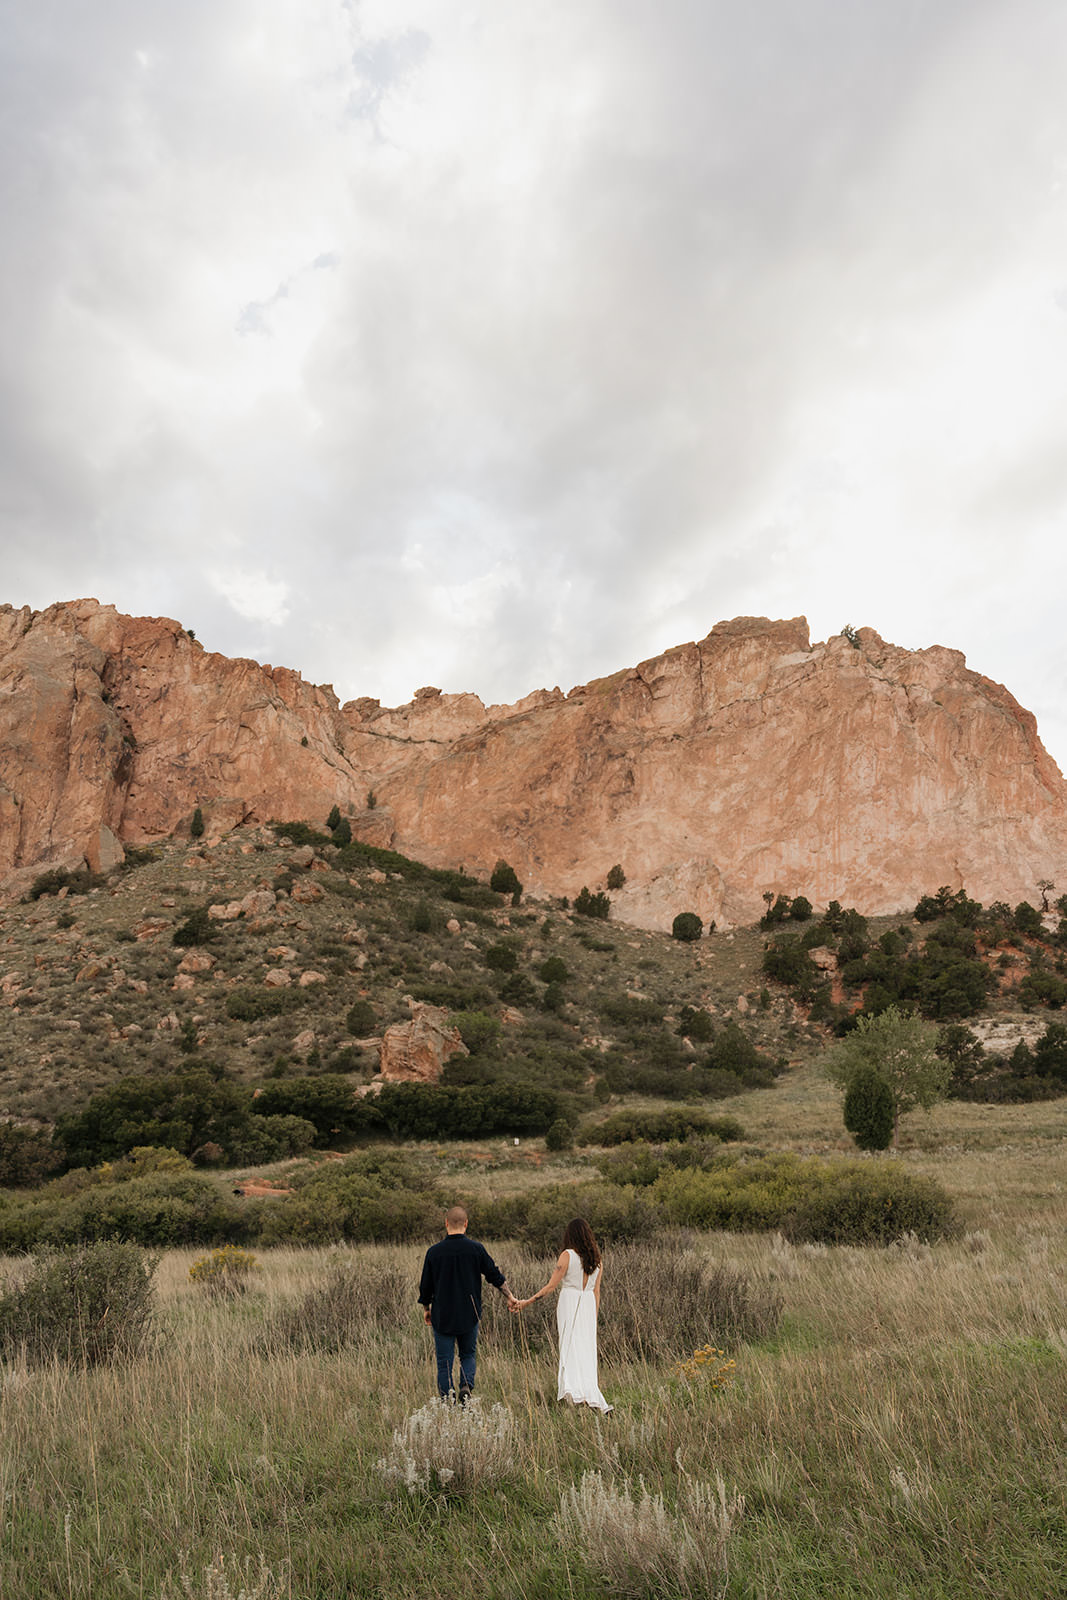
{"left": 594, "top": 1270, "right": 602, "bottom": 1313}
{"left": 513, "top": 1251, "right": 569, "bottom": 1310}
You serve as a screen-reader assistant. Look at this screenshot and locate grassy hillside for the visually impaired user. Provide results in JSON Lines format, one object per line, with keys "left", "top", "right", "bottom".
{"left": 1, "top": 830, "right": 1065, "bottom": 1595}
{"left": 0, "top": 825, "right": 819, "bottom": 1126}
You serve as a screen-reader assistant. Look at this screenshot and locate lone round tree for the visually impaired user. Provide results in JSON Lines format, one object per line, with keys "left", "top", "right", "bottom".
{"left": 671, "top": 912, "right": 703, "bottom": 942}
{"left": 825, "top": 1005, "right": 950, "bottom": 1145}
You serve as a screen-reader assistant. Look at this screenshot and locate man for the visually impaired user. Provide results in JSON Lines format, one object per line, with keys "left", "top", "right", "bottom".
{"left": 418, "top": 1205, "right": 516, "bottom": 1401}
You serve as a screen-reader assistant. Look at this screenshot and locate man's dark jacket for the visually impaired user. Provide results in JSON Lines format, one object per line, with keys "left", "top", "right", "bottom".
{"left": 419, "top": 1234, "right": 506, "bottom": 1335}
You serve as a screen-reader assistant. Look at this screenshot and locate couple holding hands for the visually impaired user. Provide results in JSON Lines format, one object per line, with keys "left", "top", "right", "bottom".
{"left": 418, "top": 1206, "right": 612, "bottom": 1414}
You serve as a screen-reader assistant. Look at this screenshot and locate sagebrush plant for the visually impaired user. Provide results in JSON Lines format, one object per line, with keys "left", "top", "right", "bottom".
{"left": 0, "top": 1240, "right": 157, "bottom": 1367}
{"left": 188, "top": 1246, "right": 259, "bottom": 1297}
{"left": 259, "top": 1256, "right": 412, "bottom": 1353}
{"left": 670, "top": 1343, "right": 737, "bottom": 1388}
{"left": 557, "top": 1470, "right": 743, "bottom": 1598}
{"left": 599, "top": 1246, "right": 782, "bottom": 1362}
{"left": 377, "top": 1397, "right": 520, "bottom": 1496}
{"left": 163, "top": 1552, "right": 288, "bottom": 1600}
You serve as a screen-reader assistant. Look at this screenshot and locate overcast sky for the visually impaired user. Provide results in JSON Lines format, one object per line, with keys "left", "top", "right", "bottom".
{"left": 2, "top": 1, "right": 1066, "bottom": 769}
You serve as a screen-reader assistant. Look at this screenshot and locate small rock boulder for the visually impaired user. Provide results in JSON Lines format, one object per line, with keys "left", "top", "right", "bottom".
{"left": 177, "top": 950, "right": 216, "bottom": 974}
{"left": 290, "top": 878, "right": 324, "bottom": 905}
{"left": 263, "top": 968, "right": 292, "bottom": 988}
{"left": 378, "top": 1002, "right": 468, "bottom": 1084}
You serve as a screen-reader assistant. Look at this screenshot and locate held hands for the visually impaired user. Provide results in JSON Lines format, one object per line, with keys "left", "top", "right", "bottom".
{"left": 509, "top": 1296, "right": 532, "bottom": 1313}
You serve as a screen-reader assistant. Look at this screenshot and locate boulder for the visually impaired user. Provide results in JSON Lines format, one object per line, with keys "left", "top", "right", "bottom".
{"left": 378, "top": 1002, "right": 469, "bottom": 1084}
{"left": 177, "top": 950, "right": 216, "bottom": 974}
{"left": 290, "top": 879, "right": 324, "bottom": 904}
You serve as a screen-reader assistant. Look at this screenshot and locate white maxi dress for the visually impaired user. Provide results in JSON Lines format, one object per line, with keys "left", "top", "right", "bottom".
{"left": 556, "top": 1247, "right": 612, "bottom": 1412}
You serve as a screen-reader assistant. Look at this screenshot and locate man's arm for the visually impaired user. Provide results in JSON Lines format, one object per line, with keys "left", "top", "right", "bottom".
{"left": 480, "top": 1245, "right": 518, "bottom": 1307}
{"left": 418, "top": 1254, "right": 435, "bottom": 1325}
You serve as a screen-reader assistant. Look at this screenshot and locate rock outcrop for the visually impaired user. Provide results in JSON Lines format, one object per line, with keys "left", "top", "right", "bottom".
{"left": 2, "top": 599, "right": 1066, "bottom": 927}
{"left": 377, "top": 1002, "right": 469, "bottom": 1083}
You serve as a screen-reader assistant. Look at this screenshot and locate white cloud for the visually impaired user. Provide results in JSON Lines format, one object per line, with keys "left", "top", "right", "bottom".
{"left": 208, "top": 568, "right": 291, "bottom": 628}
{"left": 2, "top": 0, "right": 1067, "bottom": 771}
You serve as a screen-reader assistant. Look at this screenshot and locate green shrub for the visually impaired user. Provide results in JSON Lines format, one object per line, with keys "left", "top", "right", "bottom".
{"left": 476, "top": 1182, "right": 658, "bottom": 1254}
{"left": 671, "top": 912, "right": 703, "bottom": 942}
{"left": 256, "top": 1153, "right": 440, "bottom": 1247}
{"left": 542, "top": 981, "right": 566, "bottom": 1012}
{"left": 273, "top": 821, "right": 332, "bottom": 849}
{"left": 188, "top": 1245, "right": 259, "bottom": 1297}
{"left": 252, "top": 1076, "right": 377, "bottom": 1145}
{"left": 651, "top": 1153, "right": 955, "bottom": 1245}
{"left": 594, "top": 1138, "right": 728, "bottom": 1188}
{"left": 410, "top": 897, "right": 442, "bottom": 933}
{"left": 783, "top": 1160, "right": 957, "bottom": 1246}
{"left": 485, "top": 944, "right": 518, "bottom": 973}
{"left": 333, "top": 817, "right": 352, "bottom": 847}
{"left": 538, "top": 956, "right": 570, "bottom": 984}
{"left": 224, "top": 987, "right": 310, "bottom": 1021}
{"left": 189, "top": 806, "right": 205, "bottom": 839}
{"left": 346, "top": 999, "right": 377, "bottom": 1036}
{"left": 0, "top": 1241, "right": 158, "bottom": 1366}
{"left": 56, "top": 1070, "right": 255, "bottom": 1167}
{"left": 606, "top": 865, "right": 626, "bottom": 891}
{"left": 454, "top": 1011, "right": 502, "bottom": 1055}
{"left": 260, "top": 1255, "right": 415, "bottom": 1350}
{"left": 27, "top": 867, "right": 101, "bottom": 901}
{"left": 843, "top": 1066, "right": 895, "bottom": 1151}
{"left": 0, "top": 1122, "right": 63, "bottom": 1188}
{"left": 581, "top": 1108, "right": 744, "bottom": 1147}
{"left": 574, "top": 887, "right": 611, "bottom": 920}
{"left": 498, "top": 973, "right": 538, "bottom": 1007}
{"left": 599, "top": 994, "right": 665, "bottom": 1029}
{"left": 544, "top": 1119, "right": 574, "bottom": 1152}
{"left": 490, "top": 860, "right": 523, "bottom": 897}
{"left": 375, "top": 1083, "right": 563, "bottom": 1140}
{"left": 677, "top": 1006, "right": 714, "bottom": 1042}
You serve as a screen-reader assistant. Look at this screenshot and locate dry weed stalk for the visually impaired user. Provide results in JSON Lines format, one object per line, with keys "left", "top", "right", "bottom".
{"left": 557, "top": 1468, "right": 743, "bottom": 1598}
{"left": 377, "top": 1397, "right": 520, "bottom": 1496}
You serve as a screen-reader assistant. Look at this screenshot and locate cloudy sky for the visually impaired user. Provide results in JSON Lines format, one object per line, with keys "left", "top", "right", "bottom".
{"left": 2, "top": 1, "right": 1066, "bottom": 767}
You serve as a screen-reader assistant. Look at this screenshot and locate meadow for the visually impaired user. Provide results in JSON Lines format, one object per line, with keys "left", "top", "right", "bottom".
{"left": 1, "top": 1068, "right": 1063, "bottom": 1600}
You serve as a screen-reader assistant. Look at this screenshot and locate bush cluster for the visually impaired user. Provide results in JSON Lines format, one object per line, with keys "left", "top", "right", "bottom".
{"left": 0, "top": 1241, "right": 158, "bottom": 1366}
{"left": 55, "top": 1070, "right": 316, "bottom": 1168}
{"left": 650, "top": 1153, "right": 956, "bottom": 1245}
{"left": 941, "top": 1020, "right": 1067, "bottom": 1102}
{"left": 581, "top": 1108, "right": 744, "bottom": 1146}
{"left": 260, "top": 1253, "right": 414, "bottom": 1350}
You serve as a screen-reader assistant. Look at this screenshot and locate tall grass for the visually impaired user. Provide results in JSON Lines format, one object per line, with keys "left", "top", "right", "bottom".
{"left": 0, "top": 1208, "right": 1063, "bottom": 1599}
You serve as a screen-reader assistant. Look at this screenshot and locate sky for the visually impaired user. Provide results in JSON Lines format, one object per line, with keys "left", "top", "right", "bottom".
{"left": 2, "top": 1, "right": 1067, "bottom": 769}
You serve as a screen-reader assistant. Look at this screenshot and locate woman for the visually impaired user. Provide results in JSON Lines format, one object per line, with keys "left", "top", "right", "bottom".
{"left": 513, "top": 1217, "right": 612, "bottom": 1413}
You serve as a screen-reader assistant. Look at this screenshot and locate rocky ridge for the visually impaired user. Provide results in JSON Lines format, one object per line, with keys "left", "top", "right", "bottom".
{"left": 2, "top": 600, "right": 1065, "bottom": 929}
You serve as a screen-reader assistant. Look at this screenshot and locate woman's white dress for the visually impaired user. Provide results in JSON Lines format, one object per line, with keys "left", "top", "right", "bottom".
{"left": 556, "top": 1248, "right": 612, "bottom": 1412}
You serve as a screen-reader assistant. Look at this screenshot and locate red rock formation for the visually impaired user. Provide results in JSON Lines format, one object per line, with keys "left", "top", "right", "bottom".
{"left": 377, "top": 1002, "right": 469, "bottom": 1083}
{"left": 2, "top": 599, "right": 1066, "bottom": 927}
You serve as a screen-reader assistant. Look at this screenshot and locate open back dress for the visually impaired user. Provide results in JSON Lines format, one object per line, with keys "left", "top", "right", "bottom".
{"left": 556, "top": 1247, "right": 612, "bottom": 1412}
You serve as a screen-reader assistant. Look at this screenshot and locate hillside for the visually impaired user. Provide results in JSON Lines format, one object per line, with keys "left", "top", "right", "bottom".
{"left": 3, "top": 600, "right": 1067, "bottom": 929}
{"left": 2, "top": 823, "right": 1063, "bottom": 1148}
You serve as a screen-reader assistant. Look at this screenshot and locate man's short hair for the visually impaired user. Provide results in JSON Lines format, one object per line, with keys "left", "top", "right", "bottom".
{"left": 445, "top": 1205, "right": 468, "bottom": 1229}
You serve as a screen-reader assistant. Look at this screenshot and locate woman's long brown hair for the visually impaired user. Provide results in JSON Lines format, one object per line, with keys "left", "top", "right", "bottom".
{"left": 562, "top": 1217, "right": 601, "bottom": 1276}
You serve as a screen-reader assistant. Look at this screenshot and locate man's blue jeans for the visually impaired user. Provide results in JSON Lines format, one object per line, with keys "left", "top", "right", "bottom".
{"left": 433, "top": 1325, "right": 477, "bottom": 1398}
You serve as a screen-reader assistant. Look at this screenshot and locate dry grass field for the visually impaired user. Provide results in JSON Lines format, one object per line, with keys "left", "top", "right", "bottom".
{"left": 2, "top": 1064, "right": 1063, "bottom": 1600}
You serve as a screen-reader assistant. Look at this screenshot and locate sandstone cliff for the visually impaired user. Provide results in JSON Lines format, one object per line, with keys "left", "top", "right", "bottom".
{"left": 2, "top": 599, "right": 1065, "bottom": 927}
